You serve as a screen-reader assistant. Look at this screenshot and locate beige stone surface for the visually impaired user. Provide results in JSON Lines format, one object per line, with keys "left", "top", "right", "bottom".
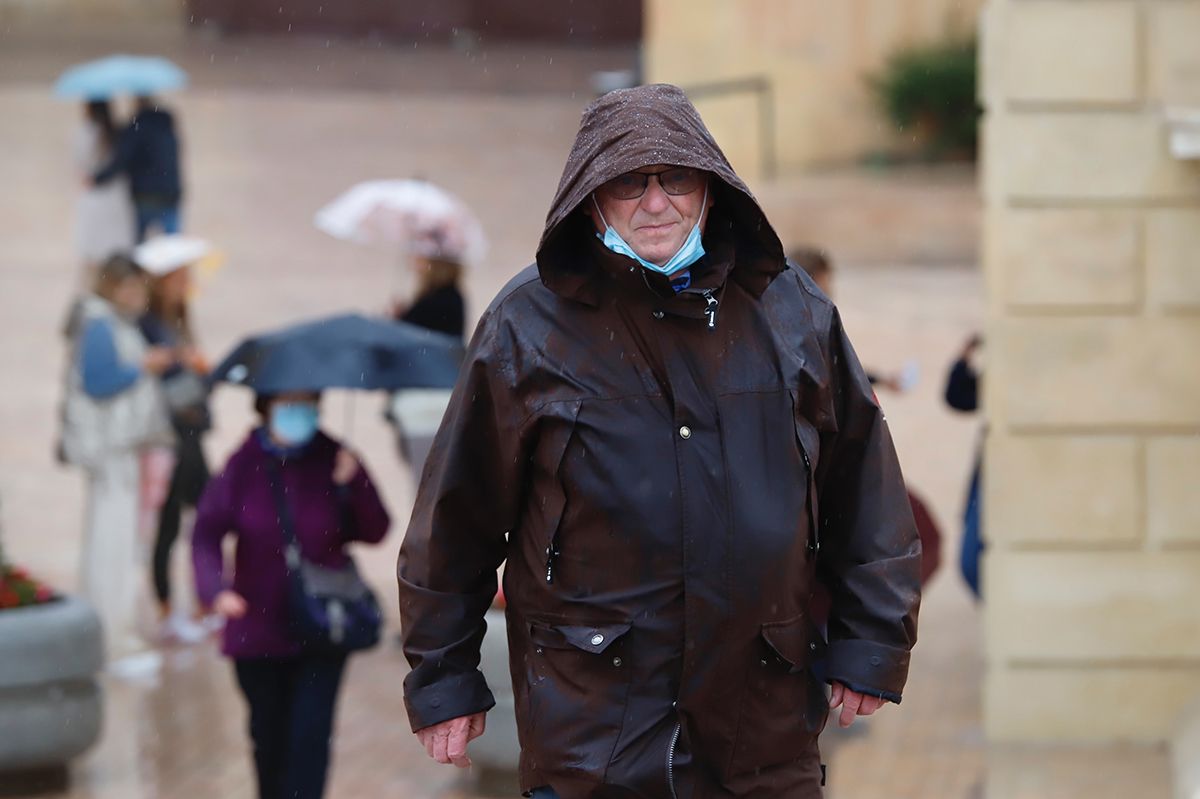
{"left": 1147, "top": 1, "right": 1200, "bottom": 107}
{"left": 987, "top": 742, "right": 1172, "bottom": 796}
{"left": 997, "top": 209, "right": 1140, "bottom": 308}
{"left": 1146, "top": 209, "right": 1200, "bottom": 312}
{"left": 986, "top": 665, "right": 1200, "bottom": 743}
{"left": 989, "top": 113, "right": 1200, "bottom": 201}
{"left": 995, "top": 0, "right": 1139, "bottom": 105}
{"left": 986, "top": 551, "right": 1200, "bottom": 661}
{"left": 981, "top": 0, "right": 1200, "bottom": 757}
{"left": 1147, "top": 437, "right": 1200, "bottom": 547}
{"left": 987, "top": 435, "right": 1139, "bottom": 545}
{"left": 996, "top": 317, "right": 1200, "bottom": 428}
{"left": 644, "top": 0, "right": 986, "bottom": 172}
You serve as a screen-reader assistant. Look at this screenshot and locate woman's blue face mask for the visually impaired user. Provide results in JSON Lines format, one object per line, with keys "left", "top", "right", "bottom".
{"left": 269, "top": 402, "right": 320, "bottom": 447}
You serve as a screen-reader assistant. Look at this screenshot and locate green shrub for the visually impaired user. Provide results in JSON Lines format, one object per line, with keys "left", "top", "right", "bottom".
{"left": 869, "top": 38, "right": 980, "bottom": 160}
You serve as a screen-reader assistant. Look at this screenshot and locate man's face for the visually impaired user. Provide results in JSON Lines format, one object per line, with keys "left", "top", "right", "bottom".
{"left": 586, "top": 165, "right": 714, "bottom": 267}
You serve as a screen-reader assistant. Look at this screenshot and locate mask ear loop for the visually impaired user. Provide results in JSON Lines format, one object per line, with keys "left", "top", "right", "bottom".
{"left": 591, "top": 193, "right": 611, "bottom": 232}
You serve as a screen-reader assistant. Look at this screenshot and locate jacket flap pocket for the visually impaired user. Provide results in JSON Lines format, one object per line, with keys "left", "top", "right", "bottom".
{"left": 529, "top": 620, "right": 632, "bottom": 654}
{"left": 761, "top": 615, "right": 810, "bottom": 673}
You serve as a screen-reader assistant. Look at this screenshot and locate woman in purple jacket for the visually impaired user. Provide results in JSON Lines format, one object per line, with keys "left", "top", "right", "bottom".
{"left": 192, "top": 391, "right": 390, "bottom": 799}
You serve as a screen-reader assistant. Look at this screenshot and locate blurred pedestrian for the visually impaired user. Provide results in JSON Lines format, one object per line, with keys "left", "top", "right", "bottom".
{"left": 945, "top": 333, "right": 983, "bottom": 599}
{"left": 73, "top": 100, "right": 136, "bottom": 271}
{"left": 59, "top": 254, "right": 175, "bottom": 671}
{"left": 92, "top": 95, "right": 183, "bottom": 242}
{"left": 398, "top": 84, "right": 921, "bottom": 798}
{"left": 192, "top": 392, "right": 390, "bottom": 799}
{"left": 387, "top": 253, "right": 466, "bottom": 475}
{"left": 391, "top": 254, "right": 466, "bottom": 340}
{"left": 136, "top": 239, "right": 213, "bottom": 643}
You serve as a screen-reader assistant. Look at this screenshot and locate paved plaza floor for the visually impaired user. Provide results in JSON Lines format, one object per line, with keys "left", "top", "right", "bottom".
{"left": 0, "top": 27, "right": 1170, "bottom": 799}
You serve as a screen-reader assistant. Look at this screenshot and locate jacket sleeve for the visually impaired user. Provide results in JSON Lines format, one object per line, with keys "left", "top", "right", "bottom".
{"left": 337, "top": 462, "right": 391, "bottom": 545}
{"left": 192, "top": 462, "right": 236, "bottom": 607}
{"left": 92, "top": 126, "right": 136, "bottom": 186}
{"left": 944, "top": 357, "right": 979, "bottom": 413}
{"left": 397, "top": 308, "right": 528, "bottom": 732}
{"left": 79, "top": 318, "right": 142, "bottom": 398}
{"left": 817, "top": 308, "right": 921, "bottom": 703}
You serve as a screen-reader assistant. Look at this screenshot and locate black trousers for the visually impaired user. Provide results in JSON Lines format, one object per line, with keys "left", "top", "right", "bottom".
{"left": 233, "top": 654, "right": 348, "bottom": 799}
{"left": 151, "top": 428, "right": 209, "bottom": 604}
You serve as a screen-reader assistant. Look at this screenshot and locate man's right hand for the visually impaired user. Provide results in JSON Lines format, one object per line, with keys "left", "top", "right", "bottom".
{"left": 416, "top": 712, "right": 487, "bottom": 768}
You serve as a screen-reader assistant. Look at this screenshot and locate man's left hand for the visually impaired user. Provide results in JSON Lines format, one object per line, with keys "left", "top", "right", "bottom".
{"left": 829, "top": 682, "right": 887, "bottom": 728}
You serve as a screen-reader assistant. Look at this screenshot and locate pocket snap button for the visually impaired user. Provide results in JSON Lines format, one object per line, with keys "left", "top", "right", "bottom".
{"left": 590, "top": 633, "right": 605, "bottom": 646}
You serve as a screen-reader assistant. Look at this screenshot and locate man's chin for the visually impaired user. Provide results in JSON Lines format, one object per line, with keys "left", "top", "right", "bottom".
{"left": 630, "top": 243, "right": 683, "bottom": 268}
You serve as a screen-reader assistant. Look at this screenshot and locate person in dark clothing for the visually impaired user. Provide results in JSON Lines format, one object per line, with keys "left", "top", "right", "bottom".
{"left": 392, "top": 255, "right": 466, "bottom": 340}
{"left": 193, "top": 392, "right": 391, "bottom": 799}
{"left": 138, "top": 252, "right": 211, "bottom": 641}
{"left": 92, "top": 96, "right": 183, "bottom": 242}
{"left": 945, "top": 334, "right": 984, "bottom": 598}
{"left": 397, "top": 84, "right": 920, "bottom": 799}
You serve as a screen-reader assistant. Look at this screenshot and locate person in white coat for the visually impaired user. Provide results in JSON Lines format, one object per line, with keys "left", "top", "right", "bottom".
{"left": 60, "top": 254, "right": 175, "bottom": 673}
{"left": 73, "top": 101, "right": 136, "bottom": 270}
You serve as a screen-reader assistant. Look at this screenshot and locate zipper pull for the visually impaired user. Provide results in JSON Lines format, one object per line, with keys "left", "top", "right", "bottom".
{"left": 545, "top": 541, "right": 560, "bottom": 584}
{"left": 702, "top": 290, "right": 719, "bottom": 330}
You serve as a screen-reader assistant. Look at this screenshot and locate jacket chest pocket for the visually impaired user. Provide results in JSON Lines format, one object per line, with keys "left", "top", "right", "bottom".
{"left": 726, "top": 614, "right": 827, "bottom": 780}
{"left": 524, "top": 618, "right": 634, "bottom": 773}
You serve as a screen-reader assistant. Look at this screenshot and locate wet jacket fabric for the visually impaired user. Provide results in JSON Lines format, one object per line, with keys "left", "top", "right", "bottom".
{"left": 397, "top": 84, "right": 921, "bottom": 798}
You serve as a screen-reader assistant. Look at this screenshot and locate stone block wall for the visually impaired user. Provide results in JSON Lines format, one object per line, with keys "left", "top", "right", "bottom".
{"left": 981, "top": 0, "right": 1200, "bottom": 742}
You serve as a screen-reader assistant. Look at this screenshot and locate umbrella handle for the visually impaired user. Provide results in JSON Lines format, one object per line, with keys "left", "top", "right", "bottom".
{"left": 343, "top": 392, "right": 357, "bottom": 443}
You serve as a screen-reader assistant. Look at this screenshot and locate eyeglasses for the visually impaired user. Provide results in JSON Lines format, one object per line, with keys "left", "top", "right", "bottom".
{"left": 598, "top": 167, "right": 706, "bottom": 201}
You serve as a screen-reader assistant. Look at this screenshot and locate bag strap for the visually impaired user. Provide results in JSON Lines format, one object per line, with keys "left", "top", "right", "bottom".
{"left": 265, "top": 458, "right": 303, "bottom": 572}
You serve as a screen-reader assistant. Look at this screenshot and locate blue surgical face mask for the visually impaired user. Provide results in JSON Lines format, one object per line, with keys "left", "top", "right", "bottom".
{"left": 593, "top": 186, "right": 708, "bottom": 277}
{"left": 269, "top": 402, "right": 319, "bottom": 447}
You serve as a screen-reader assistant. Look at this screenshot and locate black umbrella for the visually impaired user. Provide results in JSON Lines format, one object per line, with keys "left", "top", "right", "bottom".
{"left": 210, "top": 313, "right": 464, "bottom": 394}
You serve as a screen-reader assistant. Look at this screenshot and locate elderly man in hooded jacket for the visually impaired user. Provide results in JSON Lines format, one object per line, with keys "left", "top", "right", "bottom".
{"left": 397, "top": 84, "right": 921, "bottom": 799}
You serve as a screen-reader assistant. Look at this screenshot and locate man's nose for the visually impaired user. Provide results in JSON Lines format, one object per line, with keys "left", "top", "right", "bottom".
{"left": 639, "top": 178, "right": 671, "bottom": 213}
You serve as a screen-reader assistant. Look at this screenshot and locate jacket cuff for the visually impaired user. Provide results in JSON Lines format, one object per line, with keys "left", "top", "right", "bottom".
{"left": 824, "top": 639, "right": 911, "bottom": 703}
{"left": 404, "top": 670, "right": 497, "bottom": 732}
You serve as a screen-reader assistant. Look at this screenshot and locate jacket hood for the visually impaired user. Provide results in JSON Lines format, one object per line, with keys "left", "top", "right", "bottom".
{"left": 536, "top": 83, "right": 786, "bottom": 302}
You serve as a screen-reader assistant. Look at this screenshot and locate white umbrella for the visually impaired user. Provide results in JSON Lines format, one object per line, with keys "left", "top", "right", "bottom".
{"left": 314, "top": 180, "right": 486, "bottom": 266}
{"left": 133, "top": 235, "right": 215, "bottom": 276}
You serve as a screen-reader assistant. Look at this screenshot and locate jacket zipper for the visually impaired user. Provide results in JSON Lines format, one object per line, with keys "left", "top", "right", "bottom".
{"left": 701, "top": 289, "right": 719, "bottom": 330}
{"left": 666, "top": 721, "right": 681, "bottom": 799}
{"left": 544, "top": 540, "right": 560, "bottom": 584}
{"left": 800, "top": 445, "right": 820, "bottom": 555}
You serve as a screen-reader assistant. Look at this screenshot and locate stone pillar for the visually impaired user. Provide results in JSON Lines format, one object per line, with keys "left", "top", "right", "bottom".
{"left": 981, "top": 0, "right": 1200, "bottom": 743}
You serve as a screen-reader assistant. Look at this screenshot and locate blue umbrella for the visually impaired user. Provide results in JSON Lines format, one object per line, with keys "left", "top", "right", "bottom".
{"left": 54, "top": 55, "right": 187, "bottom": 100}
{"left": 210, "top": 314, "right": 464, "bottom": 395}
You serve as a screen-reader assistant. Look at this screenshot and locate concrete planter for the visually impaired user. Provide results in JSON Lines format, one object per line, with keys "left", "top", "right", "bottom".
{"left": 0, "top": 595, "right": 103, "bottom": 773}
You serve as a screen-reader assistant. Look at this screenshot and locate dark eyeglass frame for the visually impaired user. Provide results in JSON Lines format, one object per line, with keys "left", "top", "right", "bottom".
{"left": 597, "top": 167, "right": 706, "bottom": 201}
